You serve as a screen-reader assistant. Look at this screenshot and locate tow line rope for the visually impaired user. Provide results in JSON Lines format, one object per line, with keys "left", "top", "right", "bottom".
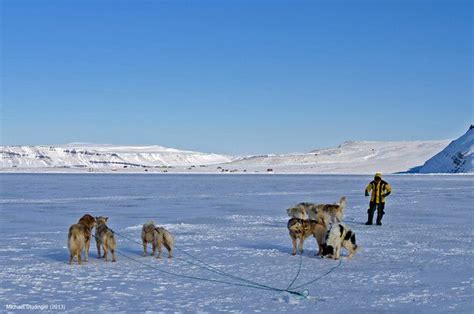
{"left": 292, "top": 259, "right": 343, "bottom": 290}
{"left": 110, "top": 229, "right": 284, "bottom": 293}
{"left": 93, "top": 232, "right": 306, "bottom": 297}
{"left": 286, "top": 253, "right": 303, "bottom": 290}
{"left": 110, "top": 229, "right": 305, "bottom": 296}
{"left": 96, "top": 228, "right": 343, "bottom": 298}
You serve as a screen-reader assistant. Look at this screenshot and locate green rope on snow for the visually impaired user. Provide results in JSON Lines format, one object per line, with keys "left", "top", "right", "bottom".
{"left": 109, "top": 229, "right": 308, "bottom": 297}
{"left": 108, "top": 228, "right": 343, "bottom": 298}
{"left": 291, "top": 259, "right": 343, "bottom": 290}
{"left": 111, "top": 229, "right": 277, "bottom": 290}
{"left": 286, "top": 252, "right": 303, "bottom": 290}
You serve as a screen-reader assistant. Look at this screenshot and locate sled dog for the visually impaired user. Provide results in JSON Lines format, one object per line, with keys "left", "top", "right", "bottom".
{"left": 95, "top": 216, "right": 117, "bottom": 262}
{"left": 287, "top": 211, "right": 330, "bottom": 256}
{"left": 68, "top": 214, "right": 96, "bottom": 265}
{"left": 286, "top": 203, "right": 310, "bottom": 220}
{"left": 306, "top": 197, "right": 346, "bottom": 223}
{"left": 321, "top": 223, "right": 358, "bottom": 260}
{"left": 141, "top": 221, "right": 174, "bottom": 259}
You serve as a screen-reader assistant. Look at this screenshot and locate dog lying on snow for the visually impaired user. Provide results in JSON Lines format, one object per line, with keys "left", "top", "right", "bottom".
{"left": 68, "top": 214, "right": 96, "bottom": 265}
{"left": 141, "top": 221, "right": 174, "bottom": 258}
{"left": 287, "top": 211, "right": 330, "bottom": 256}
{"left": 95, "top": 216, "right": 117, "bottom": 262}
{"left": 287, "top": 197, "right": 346, "bottom": 223}
{"left": 321, "top": 223, "right": 358, "bottom": 260}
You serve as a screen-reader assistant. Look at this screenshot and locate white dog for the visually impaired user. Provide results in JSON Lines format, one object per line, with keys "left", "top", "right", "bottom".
{"left": 321, "top": 223, "right": 358, "bottom": 260}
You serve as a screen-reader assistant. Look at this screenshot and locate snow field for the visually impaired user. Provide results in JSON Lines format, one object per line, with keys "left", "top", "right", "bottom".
{"left": 0, "top": 174, "right": 472, "bottom": 312}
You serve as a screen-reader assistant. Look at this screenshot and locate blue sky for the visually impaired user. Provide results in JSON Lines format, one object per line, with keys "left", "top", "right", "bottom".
{"left": 1, "top": 0, "right": 472, "bottom": 154}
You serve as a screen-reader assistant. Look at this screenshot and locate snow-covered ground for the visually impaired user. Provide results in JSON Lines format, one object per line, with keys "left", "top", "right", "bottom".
{"left": 0, "top": 174, "right": 472, "bottom": 312}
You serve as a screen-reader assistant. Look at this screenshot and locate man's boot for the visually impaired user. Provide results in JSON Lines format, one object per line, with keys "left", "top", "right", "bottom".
{"left": 365, "top": 208, "right": 374, "bottom": 225}
{"left": 376, "top": 210, "right": 384, "bottom": 226}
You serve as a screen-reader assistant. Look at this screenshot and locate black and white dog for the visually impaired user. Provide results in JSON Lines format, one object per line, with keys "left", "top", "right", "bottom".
{"left": 321, "top": 223, "right": 358, "bottom": 260}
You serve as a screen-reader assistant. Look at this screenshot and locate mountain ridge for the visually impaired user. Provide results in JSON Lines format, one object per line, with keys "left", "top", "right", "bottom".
{"left": 220, "top": 139, "right": 450, "bottom": 174}
{"left": 1, "top": 140, "right": 452, "bottom": 174}
{"left": 0, "top": 144, "right": 233, "bottom": 169}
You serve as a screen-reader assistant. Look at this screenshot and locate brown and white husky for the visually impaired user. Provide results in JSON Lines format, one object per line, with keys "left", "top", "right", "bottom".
{"left": 287, "top": 211, "right": 330, "bottom": 256}
{"left": 141, "top": 221, "right": 174, "bottom": 259}
{"left": 68, "top": 214, "right": 96, "bottom": 265}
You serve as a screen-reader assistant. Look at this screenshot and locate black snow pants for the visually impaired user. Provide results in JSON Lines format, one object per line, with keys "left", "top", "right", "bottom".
{"left": 367, "top": 201, "right": 385, "bottom": 225}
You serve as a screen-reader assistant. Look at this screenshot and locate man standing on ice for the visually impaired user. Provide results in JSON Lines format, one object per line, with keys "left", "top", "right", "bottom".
{"left": 365, "top": 173, "right": 391, "bottom": 225}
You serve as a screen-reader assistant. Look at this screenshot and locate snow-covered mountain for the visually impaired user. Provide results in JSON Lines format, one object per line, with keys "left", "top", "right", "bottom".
{"left": 417, "top": 126, "right": 473, "bottom": 173}
{"left": 221, "top": 140, "right": 450, "bottom": 174}
{"left": 0, "top": 140, "right": 453, "bottom": 174}
{"left": 0, "top": 144, "right": 232, "bottom": 169}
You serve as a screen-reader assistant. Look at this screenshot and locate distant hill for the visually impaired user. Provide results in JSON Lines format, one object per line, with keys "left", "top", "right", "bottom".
{"left": 1, "top": 139, "right": 458, "bottom": 174}
{"left": 221, "top": 140, "right": 450, "bottom": 174}
{"left": 0, "top": 144, "right": 232, "bottom": 169}
{"left": 417, "top": 126, "right": 473, "bottom": 173}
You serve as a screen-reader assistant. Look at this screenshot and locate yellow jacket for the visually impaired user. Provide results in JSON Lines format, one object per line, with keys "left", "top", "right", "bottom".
{"left": 365, "top": 180, "right": 391, "bottom": 204}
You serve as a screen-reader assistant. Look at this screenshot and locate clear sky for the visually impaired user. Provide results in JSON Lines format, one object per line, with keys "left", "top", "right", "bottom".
{"left": 1, "top": 0, "right": 472, "bottom": 154}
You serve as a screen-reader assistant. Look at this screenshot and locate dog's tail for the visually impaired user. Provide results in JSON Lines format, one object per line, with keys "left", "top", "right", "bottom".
{"left": 338, "top": 197, "right": 347, "bottom": 211}
{"left": 162, "top": 229, "right": 174, "bottom": 257}
{"left": 104, "top": 231, "right": 117, "bottom": 250}
{"left": 68, "top": 232, "right": 85, "bottom": 253}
